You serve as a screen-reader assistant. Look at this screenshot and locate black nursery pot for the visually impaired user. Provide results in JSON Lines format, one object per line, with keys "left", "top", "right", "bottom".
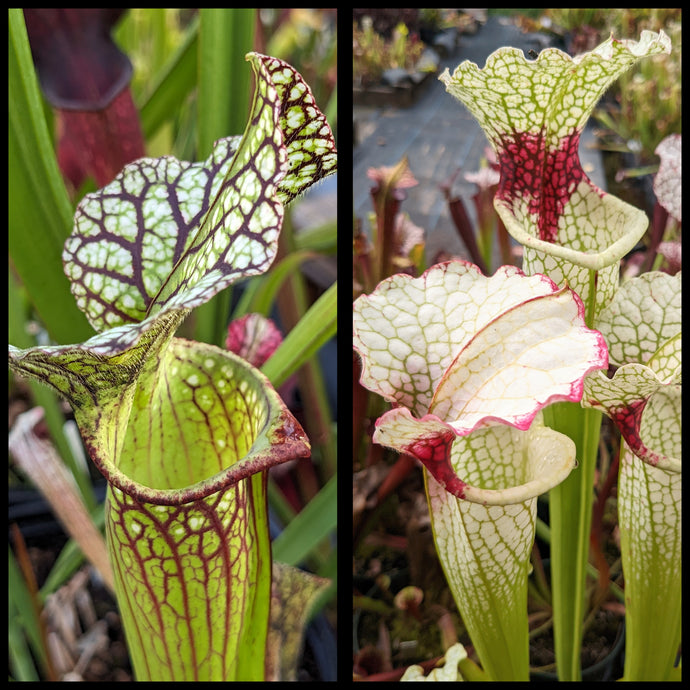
{"left": 529, "top": 560, "right": 625, "bottom": 682}
{"left": 530, "top": 624, "right": 625, "bottom": 682}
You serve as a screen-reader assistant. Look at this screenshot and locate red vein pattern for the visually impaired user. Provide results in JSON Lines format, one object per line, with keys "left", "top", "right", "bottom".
{"left": 106, "top": 475, "right": 270, "bottom": 680}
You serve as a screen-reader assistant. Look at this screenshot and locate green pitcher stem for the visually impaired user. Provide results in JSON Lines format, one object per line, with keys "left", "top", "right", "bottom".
{"left": 422, "top": 422, "right": 578, "bottom": 682}
{"left": 537, "top": 260, "right": 606, "bottom": 681}
{"left": 543, "top": 270, "right": 602, "bottom": 681}
{"left": 106, "top": 471, "right": 272, "bottom": 681}
{"left": 544, "top": 402, "right": 602, "bottom": 681}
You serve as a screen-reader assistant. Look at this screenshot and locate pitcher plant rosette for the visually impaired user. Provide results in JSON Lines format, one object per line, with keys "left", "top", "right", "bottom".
{"left": 9, "top": 52, "right": 336, "bottom": 681}
{"left": 355, "top": 27, "right": 680, "bottom": 682}
{"left": 353, "top": 261, "right": 608, "bottom": 680}
{"left": 436, "top": 29, "right": 679, "bottom": 680}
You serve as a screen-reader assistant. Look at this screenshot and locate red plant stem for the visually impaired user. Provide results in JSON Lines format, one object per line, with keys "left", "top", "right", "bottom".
{"left": 365, "top": 441, "right": 385, "bottom": 468}
{"left": 640, "top": 201, "right": 670, "bottom": 274}
{"left": 354, "top": 221, "right": 375, "bottom": 295}
{"left": 353, "top": 351, "right": 369, "bottom": 461}
{"left": 496, "top": 214, "right": 514, "bottom": 266}
{"left": 376, "top": 454, "right": 417, "bottom": 505}
{"left": 440, "top": 173, "right": 488, "bottom": 274}
{"left": 372, "top": 186, "right": 402, "bottom": 283}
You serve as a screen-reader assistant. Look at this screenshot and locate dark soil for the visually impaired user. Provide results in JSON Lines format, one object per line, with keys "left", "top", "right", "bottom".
{"left": 529, "top": 608, "right": 625, "bottom": 680}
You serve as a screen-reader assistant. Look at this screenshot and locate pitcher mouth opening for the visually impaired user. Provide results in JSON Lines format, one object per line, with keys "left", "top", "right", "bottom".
{"left": 84, "top": 341, "right": 310, "bottom": 506}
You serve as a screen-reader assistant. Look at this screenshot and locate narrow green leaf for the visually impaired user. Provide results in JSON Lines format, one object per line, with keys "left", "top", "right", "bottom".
{"left": 197, "top": 8, "right": 256, "bottom": 156}
{"left": 40, "top": 505, "right": 106, "bottom": 598}
{"left": 261, "top": 280, "right": 337, "bottom": 388}
{"left": 544, "top": 402, "right": 602, "bottom": 681}
{"left": 8, "top": 546, "right": 48, "bottom": 679}
{"left": 238, "top": 250, "right": 318, "bottom": 318}
{"left": 8, "top": 610, "right": 41, "bottom": 681}
{"left": 138, "top": 14, "right": 200, "bottom": 141}
{"left": 316, "top": 546, "right": 337, "bottom": 583}
{"left": 272, "top": 475, "right": 337, "bottom": 566}
{"left": 8, "top": 8, "right": 93, "bottom": 344}
{"left": 293, "top": 219, "right": 337, "bottom": 254}
{"left": 193, "top": 8, "right": 256, "bottom": 346}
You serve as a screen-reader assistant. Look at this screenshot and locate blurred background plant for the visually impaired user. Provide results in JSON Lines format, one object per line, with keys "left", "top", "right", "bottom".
{"left": 353, "top": 9, "right": 484, "bottom": 90}
{"left": 544, "top": 8, "right": 681, "bottom": 165}
{"left": 438, "top": 147, "right": 519, "bottom": 275}
{"left": 9, "top": 8, "right": 337, "bottom": 681}
{"left": 353, "top": 15, "right": 426, "bottom": 87}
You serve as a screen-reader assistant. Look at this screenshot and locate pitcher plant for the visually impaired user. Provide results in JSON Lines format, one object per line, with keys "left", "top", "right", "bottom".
{"left": 354, "top": 29, "right": 680, "bottom": 681}
{"left": 9, "top": 50, "right": 337, "bottom": 681}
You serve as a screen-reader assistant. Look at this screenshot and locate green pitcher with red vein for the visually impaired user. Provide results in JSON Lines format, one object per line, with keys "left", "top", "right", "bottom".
{"left": 9, "top": 53, "right": 337, "bottom": 681}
